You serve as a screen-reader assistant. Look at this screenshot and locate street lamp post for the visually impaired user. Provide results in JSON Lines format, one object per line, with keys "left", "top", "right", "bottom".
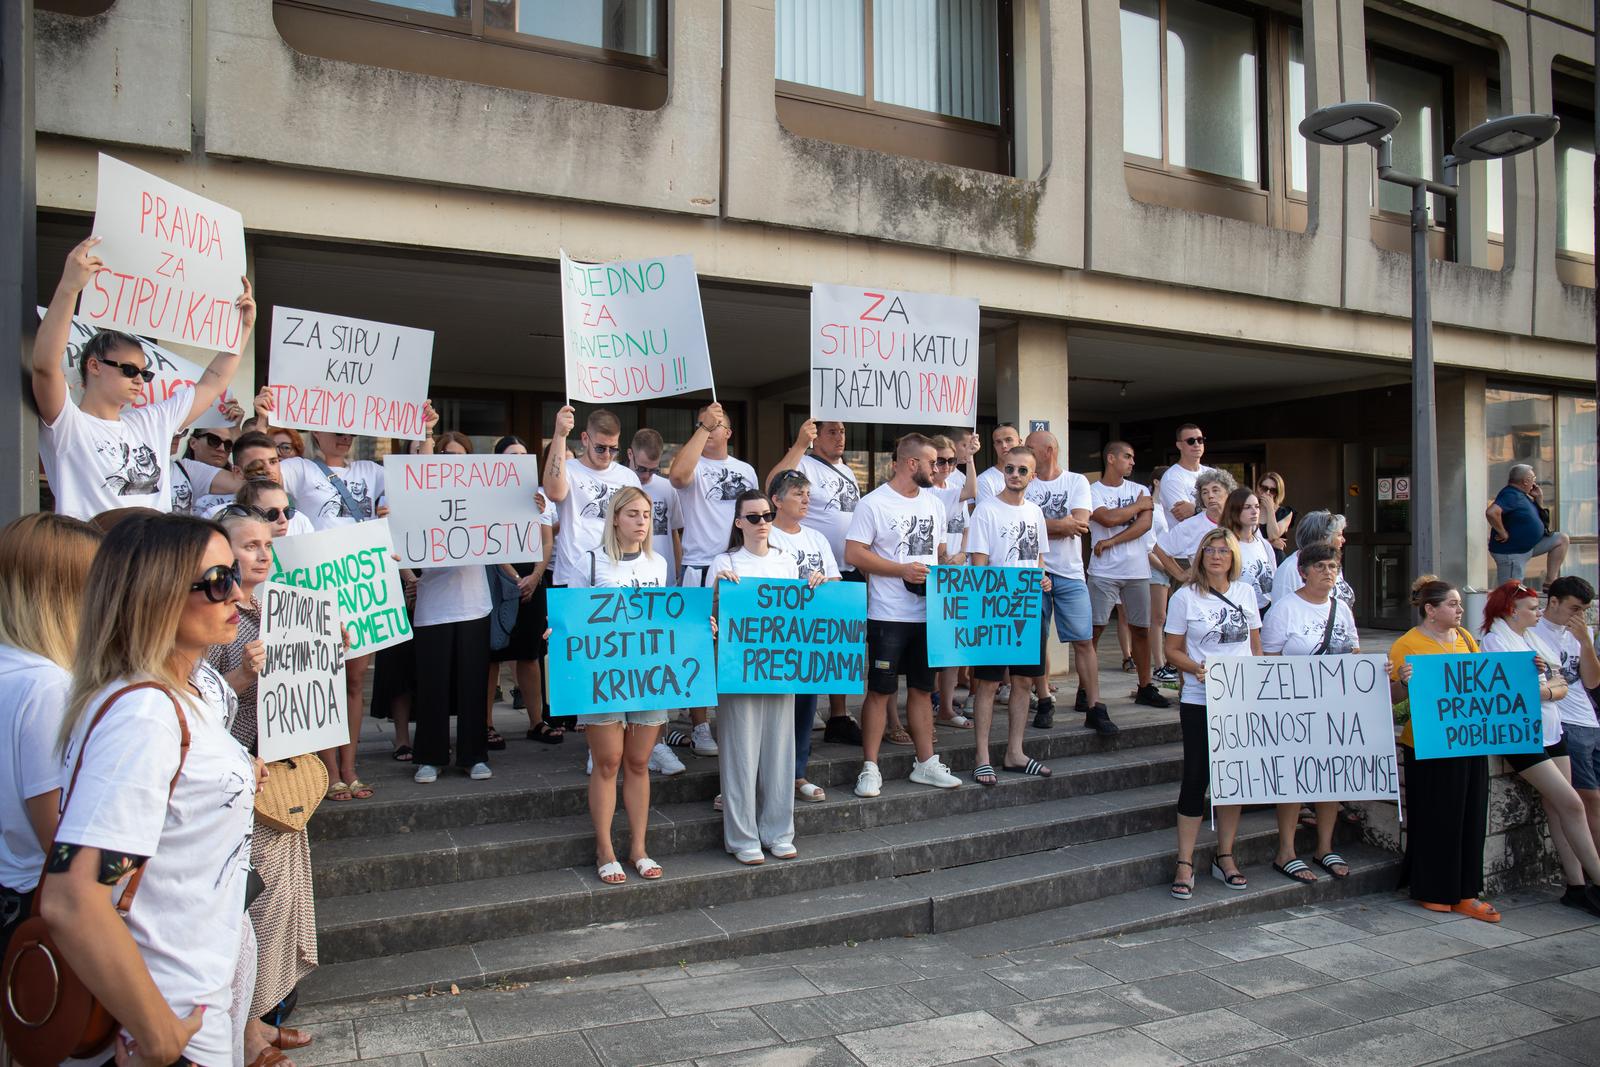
{"left": 1299, "top": 104, "right": 1558, "bottom": 583}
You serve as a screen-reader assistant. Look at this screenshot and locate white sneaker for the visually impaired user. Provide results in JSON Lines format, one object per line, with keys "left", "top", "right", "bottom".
{"left": 649, "top": 743, "right": 686, "bottom": 776}
{"left": 413, "top": 764, "right": 438, "bottom": 784}
{"left": 813, "top": 712, "right": 828, "bottom": 731}
{"left": 996, "top": 684, "right": 1012, "bottom": 702}
{"left": 692, "top": 722, "right": 719, "bottom": 757}
{"left": 854, "top": 761, "right": 883, "bottom": 798}
{"left": 586, "top": 752, "right": 593, "bottom": 776}
{"left": 468, "top": 762, "right": 493, "bottom": 781}
{"left": 909, "top": 756, "right": 961, "bottom": 789}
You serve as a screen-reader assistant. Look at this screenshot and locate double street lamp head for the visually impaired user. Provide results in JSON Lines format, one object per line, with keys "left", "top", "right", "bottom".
{"left": 1449, "top": 113, "right": 1561, "bottom": 161}
{"left": 1299, "top": 101, "right": 1559, "bottom": 161}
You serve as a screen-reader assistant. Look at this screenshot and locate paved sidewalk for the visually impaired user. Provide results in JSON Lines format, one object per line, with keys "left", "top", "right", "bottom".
{"left": 287, "top": 886, "right": 1600, "bottom": 1067}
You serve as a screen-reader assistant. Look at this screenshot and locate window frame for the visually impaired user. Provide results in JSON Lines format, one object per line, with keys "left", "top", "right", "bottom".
{"left": 1552, "top": 71, "right": 1596, "bottom": 287}
{"left": 1364, "top": 45, "right": 1458, "bottom": 262}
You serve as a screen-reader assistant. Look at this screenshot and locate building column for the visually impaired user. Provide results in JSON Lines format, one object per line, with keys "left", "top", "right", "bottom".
{"left": 1, "top": 1, "right": 38, "bottom": 523}
{"left": 994, "top": 318, "right": 1070, "bottom": 438}
{"left": 1436, "top": 370, "right": 1489, "bottom": 594}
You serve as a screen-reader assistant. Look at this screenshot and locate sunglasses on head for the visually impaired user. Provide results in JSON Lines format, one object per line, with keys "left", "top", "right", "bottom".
{"left": 98, "top": 355, "right": 156, "bottom": 383}
{"left": 740, "top": 511, "right": 776, "bottom": 525}
{"left": 1182, "top": 435, "right": 1206, "bottom": 446}
{"left": 1003, "top": 464, "right": 1032, "bottom": 476}
{"left": 190, "top": 562, "right": 241, "bottom": 603}
{"left": 192, "top": 431, "right": 235, "bottom": 451}
{"left": 589, "top": 443, "right": 621, "bottom": 456}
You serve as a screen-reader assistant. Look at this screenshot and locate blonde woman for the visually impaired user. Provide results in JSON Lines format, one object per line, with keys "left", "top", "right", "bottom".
{"left": 41, "top": 513, "right": 265, "bottom": 1067}
{"left": 0, "top": 513, "right": 101, "bottom": 955}
{"left": 1257, "top": 470, "right": 1293, "bottom": 552}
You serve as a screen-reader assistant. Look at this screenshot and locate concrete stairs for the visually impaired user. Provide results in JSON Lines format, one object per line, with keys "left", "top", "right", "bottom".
{"left": 300, "top": 697, "right": 1400, "bottom": 1005}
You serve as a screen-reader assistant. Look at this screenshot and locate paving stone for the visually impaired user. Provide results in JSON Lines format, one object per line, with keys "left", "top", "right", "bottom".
{"left": 1284, "top": 941, "right": 1407, "bottom": 979}
{"left": 1501, "top": 976, "right": 1600, "bottom": 1022}
{"left": 1511, "top": 930, "right": 1600, "bottom": 974}
{"left": 989, "top": 988, "right": 1150, "bottom": 1043}
{"left": 1201, "top": 1048, "right": 1316, "bottom": 1067}
{"left": 467, "top": 984, "right": 665, "bottom": 1040}
{"left": 586, "top": 1008, "right": 778, "bottom": 1067}
{"left": 1074, "top": 940, "right": 1234, "bottom": 982}
{"left": 1135, "top": 1007, "right": 1283, "bottom": 1060}
{"left": 753, "top": 986, "right": 935, "bottom": 1042}
{"left": 643, "top": 969, "right": 822, "bottom": 1018}
{"left": 693, "top": 1037, "right": 865, "bottom": 1067}
{"left": 1464, "top": 943, "right": 1583, "bottom": 983}
{"left": 1362, "top": 957, "right": 1514, "bottom": 1007}
{"left": 1361, "top": 927, "right": 1480, "bottom": 965}
{"left": 795, "top": 956, "right": 923, "bottom": 993}
{"left": 1430, "top": 917, "right": 1534, "bottom": 948}
{"left": 355, "top": 1008, "right": 482, "bottom": 1059}
{"left": 422, "top": 1033, "right": 598, "bottom": 1067}
{"left": 292, "top": 999, "right": 413, "bottom": 1025}
{"left": 1394, "top": 990, "right": 1563, "bottom": 1049}
{"left": 1499, "top": 903, "right": 1600, "bottom": 937}
{"left": 1295, "top": 978, "right": 1426, "bottom": 1022}
{"left": 889, "top": 936, "right": 1009, "bottom": 977}
{"left": 1259, "top": 916, "right": 1371, "bottom": 949}
{"left": 1107, "top": 973, "right": 1251, "bottom": 1020}
{"left": 1190, "top": 927, "right": 1308, "bottom": 962}
{"left": 835, "top": 1011, "right": 1031, "bottom": 1067}
{"left": 1323, "top": 905, "right": 1434, "bottom": 937}
{"left": 901, "top": 972, "right": 1028, "bottom": 1015}
{"left": 1203, "top": 956, "right": 1330, "bottom": 997}
{"left": 294, "top": 1020, "right": 359, "bottom": 1066}
{"left": 993, "top": 1028, "right": 1185, "bottom": 1066}
{"left": 1436, "top": 1041, "right": 1586, "bottom": 1066}
{"left": 1565, "top": 966, "right": 1600, "bottom": 993}
{"left": 985, "top": 957, "right": 1121, "bottom": 999}
{"left": 338, "top": 1058, "right": 427, "bottom": 1067}
{"left": 1228, "top": 991, "right": 1361, "bottom": 1039}
{"left": 1530, "top": 1018, "right": 1600, "bottom": 1065}
{"left": 1282, "top": 1015, "right": 1468, "bottom": 1067}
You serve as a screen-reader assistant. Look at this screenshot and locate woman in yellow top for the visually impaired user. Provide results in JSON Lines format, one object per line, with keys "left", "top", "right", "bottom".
{"left": 1388, "top": 575, "right": 1499, "bottom": 922}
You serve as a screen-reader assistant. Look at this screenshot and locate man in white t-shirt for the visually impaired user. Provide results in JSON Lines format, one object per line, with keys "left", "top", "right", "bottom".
{"left": 965, "top": 422, "right": 1021, "bottom": 505}
{"left": 32, "top": 236, "right": 256, "bottom": 520}
{"left": 1088, "top": 441, "right": 1170, "bottom": 711}
{"left": 845, "top": 433, "right": 962, "bottom": 797}
{"left": 1157, "top": 422, "right": 1213, "bottom": 524}
{"left": 769, "top": 418, "right": 867, "bottom": 743}
{"left": 948, "top": 427, "right": 978, "bottom": 498}
{"left": 1541, "top": 577, "right": 1600, "bottom": 878}
{"left": 968, "top": 445, "right": 1054, "bottom": 782}
{"left": 628, "top": 427, "right": 682, "bottom": 584}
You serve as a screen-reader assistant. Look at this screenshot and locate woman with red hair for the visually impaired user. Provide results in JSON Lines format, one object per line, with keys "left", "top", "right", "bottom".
{"left": 1481, "top": 580, "right": 1600, "bottom": 914}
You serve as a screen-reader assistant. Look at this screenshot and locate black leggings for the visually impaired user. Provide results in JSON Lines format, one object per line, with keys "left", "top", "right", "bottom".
{"left": 1178, "top": 701, "right": 1210, "bottom": 818}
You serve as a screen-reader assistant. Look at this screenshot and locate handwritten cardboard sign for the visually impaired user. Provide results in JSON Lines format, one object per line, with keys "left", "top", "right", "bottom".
{"left": 560, "top": 250, "right": 714, "bottom": 403}
{"left": 548, "top": 586, "right": 716, "bottom": 715}
{"left": 266, "top": 306, "right": 434, "bottom": 440}
{"left": 256, "top": 582, "right": 349, "bottom": 761}
{"left": 268, "top": 519, "right": 411, "bottom": 656}
{"left": 810, "top": 283, "right": 979, "bottom": 427}
{"left": 84, "top": 154, "right": 248, "bottom": 353}
{"left": 716, "top": 578, "right": 867, "bottom": 695}
{"left": 1407, "top": 651, "right": 1544, "bottom": 759}
{"left": 926, "top": 565, "right": 1043, "bottom": 668}
{"left": 383, "top": 454, "right": 545, "bottom": 568}
{"left": 1203, "top": 654, "right": 1400, "bottom": 804}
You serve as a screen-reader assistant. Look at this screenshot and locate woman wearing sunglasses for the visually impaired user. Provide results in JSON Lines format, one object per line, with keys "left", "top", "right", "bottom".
{"left": 41, "top": 513, "right": 266, "bottom": 1067}
{"left": 232, "top": 479, "right": 314, "bottom": 538}
{"left": 1256, "top": 471, "right": 1294, "bottom": 553}
{"left": 714, "top": 490, "right": 815, "bottom": 866}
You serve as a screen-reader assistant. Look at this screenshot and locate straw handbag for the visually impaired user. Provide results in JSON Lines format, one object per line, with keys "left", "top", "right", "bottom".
{"left": 254, "top": 755, "right": 329, "bottom": 833}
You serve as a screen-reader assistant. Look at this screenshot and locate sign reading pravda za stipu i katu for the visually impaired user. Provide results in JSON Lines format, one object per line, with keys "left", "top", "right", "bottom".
{"left": 383, "top": 454, "right": 545, "bottom": 568}
{"left": 266, "top": 306, "right": 435, "bottom": 440}
{"left": 85, "top": 154, "right": 249, "bottom": 353}
{"left": 926, "top": 565, "right": 1043, "bottom": 668}
{"left": 256, "top": 582, "right": 348, "bottom": 762}
{"left": 547, "top": 587, "right": 717, "bottom": 715}
{"left": 716, "top": 578, "right": 867, "bottom": 695}
{"left": 1204, "top": 655, "right": 1400, "bottom": 806}
{"left": 559, "top": 250, "right": 715, "bottom": 404}
{"left": 268, "top": 519, "right": 411, "bottom": 656}
{"left": 810, "top": 283, "right": 979, "bottom": 427}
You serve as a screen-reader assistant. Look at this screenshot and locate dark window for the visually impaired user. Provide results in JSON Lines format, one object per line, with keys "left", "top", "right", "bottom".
{"left": 1553, "top": 73, "right": 1594, "bottom": 286}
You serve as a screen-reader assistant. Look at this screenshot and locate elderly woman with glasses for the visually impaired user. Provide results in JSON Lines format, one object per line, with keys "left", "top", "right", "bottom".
{"left": 1271, "top": 510, "right": 1354, "bottom": 610}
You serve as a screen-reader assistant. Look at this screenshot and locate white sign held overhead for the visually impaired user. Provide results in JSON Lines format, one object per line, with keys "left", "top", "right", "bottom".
{"left": 266, "top": 306, "right": 435, "bottom": 440}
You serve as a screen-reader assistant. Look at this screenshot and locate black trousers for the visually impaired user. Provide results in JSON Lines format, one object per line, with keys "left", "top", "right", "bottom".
{"left": 412, "top": 614, "right": 491, "bottom": 768}
{"left": 1400, "top": 747, "right": 1488, "bottom": 905}
{"left": 1177, "top": 702, "right": 1211, "bottom": 818}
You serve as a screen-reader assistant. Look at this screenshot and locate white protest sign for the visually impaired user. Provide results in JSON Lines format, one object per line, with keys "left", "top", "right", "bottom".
{"left": 810, "top": 283, "right": 979, "bottom": 427}
{"left": 1205, "top": 654, "right": 1400, "bottom": 805}
{"left": 267, "top": 519, "right": 411, "bottom": 656}
{"left": 266, "top": 306, "right": 434, "bottom": 440}
{"left": 560, "top": 250, "right": 715, "bottom": 404}
{"left": 383, "top": 454, "right": 546, "bottom": 568}
{"left": 257, "top": 581, "right": 349, "bottom": 761}
{"left": 85, "top": 154, "right": 249, "bottom": 353}
{"left": 40, "top": 307, "right": 238, "bottom": 429}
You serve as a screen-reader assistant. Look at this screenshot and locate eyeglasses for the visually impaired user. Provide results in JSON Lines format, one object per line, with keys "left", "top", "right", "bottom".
{"left": 1258, "top": 483, "right": 1278, "bottom": 494}
{"left": 1201, "top": 545, "right": 1233, "bottom": 557}
{"left": 934, "top": 457, "right": 956, "bottom": 469}
{"left": 98, "top": 356, "right": 156, "bottom": 383}
{"left": 589, "top": 444, "right": 621, "bottom": 457}
{"left": 191, "top": 431, "right": 235, "bottom": 451}
{"left": 1003, "top": 465, "right": 1033, "bottom": 476}
{"left": 189, "top": 562, "right": 241, "bottom": 603}
{"left": 1307, "top": 562, "right": 1341, "bottom": 574}
{"left": 274, "top": 442, "right": 296, "bottom": 456}
{"left": 740, "top": 511, "right": 776, "bottom": 525}
{"left": 1182, "top": 436, "right": 1206, "bottom": 446}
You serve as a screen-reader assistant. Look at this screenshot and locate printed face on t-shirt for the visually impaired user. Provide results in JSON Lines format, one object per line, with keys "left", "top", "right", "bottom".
{"left": 900, "top": 515, "right": 938, "bottom": 559}
{"left": 651, "top": 500, "right": 670, "bottom": 536}
{"left": 818, "top": 467, "right": 859, "bottom": 513}
{"left": 1207, "top": 601, "right": 1251, "bottom": 645}
{"left": 998, "top": 519, "right": 1041, "bottom": 564}
{"left": 1031, "top": 488, "right": 1072, "bottom": 520}
{"left": 322, "top": 477, "right": 374, "bottom": 520}
{"left": 107, "top": 442, "right": 164, "bottom": 497}
{"left": 702, "top": 464, "right": 756, "bottom": 502}
{"left": 576, "top": 475, "right": 626, "bottom": 519}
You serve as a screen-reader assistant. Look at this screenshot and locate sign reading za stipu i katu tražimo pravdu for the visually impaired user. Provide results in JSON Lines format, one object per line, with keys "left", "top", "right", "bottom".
{"left": 256, "top": 581, "right": 349, "bottom": 762}
{"left": 547, "top": 586, "right": 717, "bottom": 715}
{"left": 926, "top": 565, "right": 1044, "bottom": 668}
{"left": 559, "top": 250, "right": 715, "bottom": 404}
{"left": 266, "top": 306, "right": 435, "bottom": 441}
{"left": 810, "top": 283, "right": 979, "bottom": 427}
{"left": 1406, "top": 651, "right": 1545, "bottom": 759}
{"left": 1203, "top": 654, "right": 1400, "bottom": 805}
{"left": 85, "top": 154, "right": 249, "bottom": 353}
{"left": 268, "top": 519, "right": 411, "bottom": 656}
{"left": 383, "top": 454, "right": 546, "bottom": 569}
{"left": 716, "top": 578, "right": 867, "bottom": 695}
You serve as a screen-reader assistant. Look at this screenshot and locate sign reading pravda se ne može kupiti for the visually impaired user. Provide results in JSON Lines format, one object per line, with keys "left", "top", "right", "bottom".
{"left": 268, "top": 520, "right": 411, "bottom": 656}
{"left": 257, "top": 581, "right": 348, "bottom": 762}
{"left": 383, "top": 454, "right": 545, "bottom": 568}
{"left": 927, "top": 565, "right": 1043, "bottom": 668}
{"left": 547, "top": 586, "right": 716, "bottom": 715}
{"left": 1204, "top": 655, "right": 1399, "bottom": 804}
{"left": 810, "top": 283, "right": 979, "bottom": 427}
{"left": 1406, "top": 651, "right": 1544, "bottom": 759}
{"left": 266, "top": 306, "right": 435, "bottom": 440}
{"left": 716, "top": 578, "right": 867, "bottom": 695}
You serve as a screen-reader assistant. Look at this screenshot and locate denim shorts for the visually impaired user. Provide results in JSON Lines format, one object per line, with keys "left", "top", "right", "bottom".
{"left": 577, "top": 710, "right": 670, "bottom": 728}
{"left": 1042, "top": 576, "right": 1093, "bottom": 643}
{"left": 1566, "top": 723, "right": 1600, "bottom": 791}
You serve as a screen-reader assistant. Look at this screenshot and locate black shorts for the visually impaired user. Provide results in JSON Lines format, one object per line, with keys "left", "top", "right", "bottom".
{"left": 841, "top": 568, "right": 866, "bottom": 583}
{"left": 974, "top": 661, "right": 1046, "bottom": 683}
{"left": 867, "top": 620, "right": 935, "bottom": 695}
{"left": 1504, "top": 740, "right": 1561, "bottom": 774}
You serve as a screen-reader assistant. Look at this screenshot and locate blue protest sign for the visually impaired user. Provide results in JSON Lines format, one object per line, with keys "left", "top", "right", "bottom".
{"left": 716, "top": 578, "right": 867, "bottom": 695}
{"left": 1406, "top": 651, "right": 1544, "bottom": 759}
{"left": 926, "top": 565, "right": 1043, "bottom": 668}
{"left": 548, "top": 587, "right": 716, "bottom": 716}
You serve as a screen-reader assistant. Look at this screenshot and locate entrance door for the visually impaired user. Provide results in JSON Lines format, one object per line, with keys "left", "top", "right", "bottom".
{"left": 1342, "top": 443, "right": 1412, "bottom": 631}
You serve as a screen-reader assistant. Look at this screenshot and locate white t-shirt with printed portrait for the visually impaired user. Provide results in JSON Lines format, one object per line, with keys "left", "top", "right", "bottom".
{"left": 1261, "top": 593, "right": 1359, "bottom": 656}
{"left": 797, "top": 453, "right": 861, "bottom": 572}
{"left": 639, "top": 474, "right": 682, "bottom": 583}
{"left": 1164, "top": 581, "right": 1261, "bottom": 704}
{"left": 39, "top": 387, "right": 194, "bottom": 519}
{"left": 713, "top": 546, "right": 802, "bottom": 582}
{"left": 968, "top": 496, "right": 1049, "bottom": 569}
{"left": 1088, "top": 479, "right": 1152, "bottom": 581}
{"left": 279, "top": 455, "right": 385, "bottom": 531}
{"left": 169, "top": 457, "right": 222, "bottom": 517}
{"left": 769, "top": 524, "right": 840, "bottom": 582}
{"left": 678, "top": 455, "right": 760, "bottom": 567}
{"left": 570, "top": 548, "right": 669, "bottom": 589}
{"left": 0, "top": 645, "right": 70, "bottom": 892}
{"left": 845, "top": 483, "right": 945, "bottom": 623}
{"left": 553, "top": 457, "right": 641, "bottom": 586}
{"left": 1026, "top": 470, "right": 1092, "bottom": 579}
{"left": 1237, "top": 534, "right": 1276, "bottom": 611}
{"left": 927, "top": 483, "right": 967, "bottom": 556}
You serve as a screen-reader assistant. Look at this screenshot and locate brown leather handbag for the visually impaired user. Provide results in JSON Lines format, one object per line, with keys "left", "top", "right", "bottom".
{"left": 1, "top": 682, "right": 189, "bottom": 1067}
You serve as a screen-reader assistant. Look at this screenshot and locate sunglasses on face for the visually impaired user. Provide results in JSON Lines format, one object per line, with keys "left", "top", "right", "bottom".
{"left": 1182, "top": 436, "right": 1206, "bottom": 446}
{"left": 192, "top": 431, "right": 235, "bottom": 451}
{"left": 589, "top": 444, "right": 621, "bottom": 456}
{"left": 1259, "top": 484, "right": 1278, "bottom": 494}
{"left": 1003, "top": 464, "right": 1032, "bottom": 476}
{"left": 190, "top": 562, "right": 242, "bottom": 603}
{"left": 99, "top": 355, "right": 156, "bottom": 383}
{"left": 221, "top": 502, "right": 296, "bottom": 522}
{"left": 740, "top": 511, "right": 776, "bottom": 525}
{"left": 934, "top": 457, "right": 956, "bottom": 469}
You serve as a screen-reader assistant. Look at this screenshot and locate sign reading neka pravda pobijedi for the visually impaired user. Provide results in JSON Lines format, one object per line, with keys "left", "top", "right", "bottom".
{"left": 86, "top": 154, "right": 249, "bottom": 353}
{"left": 1406, "top": 651, "right": 1544, "bottom": 759}
{"left": 560, "top": 250, "right": 715, "bottom": 403}
{"left": 810, "top": 283, "right": 979, "bottom": 427}
{"left": 384, "top": 454, "right": 545, "bottom": 568}
{"left": 266, "top": 307, "right": 434, "bottom": 440}
{"left": 257, "top": 582, "right": 349, "bottom": 762}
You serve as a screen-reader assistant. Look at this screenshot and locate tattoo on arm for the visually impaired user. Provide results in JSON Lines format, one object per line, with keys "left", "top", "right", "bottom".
{"left": 46, "top": 843, "right": 149, "bottom": 885}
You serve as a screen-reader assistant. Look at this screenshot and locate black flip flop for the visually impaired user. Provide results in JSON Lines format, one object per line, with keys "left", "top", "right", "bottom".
{"left": 391, "top": 745, "right": 413, "bottom": 762}
{"left": 1314, "top": 853, "right": 1350, "bottom": 879}
{"left": 1003, "top": 759, "right": 1052, "bottom": 778}
{"left": 1273, "top": 858, "right": 1318, "bottom": 884}
{"left": 973, "top": 763, "right": 997, "bottom": 787}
